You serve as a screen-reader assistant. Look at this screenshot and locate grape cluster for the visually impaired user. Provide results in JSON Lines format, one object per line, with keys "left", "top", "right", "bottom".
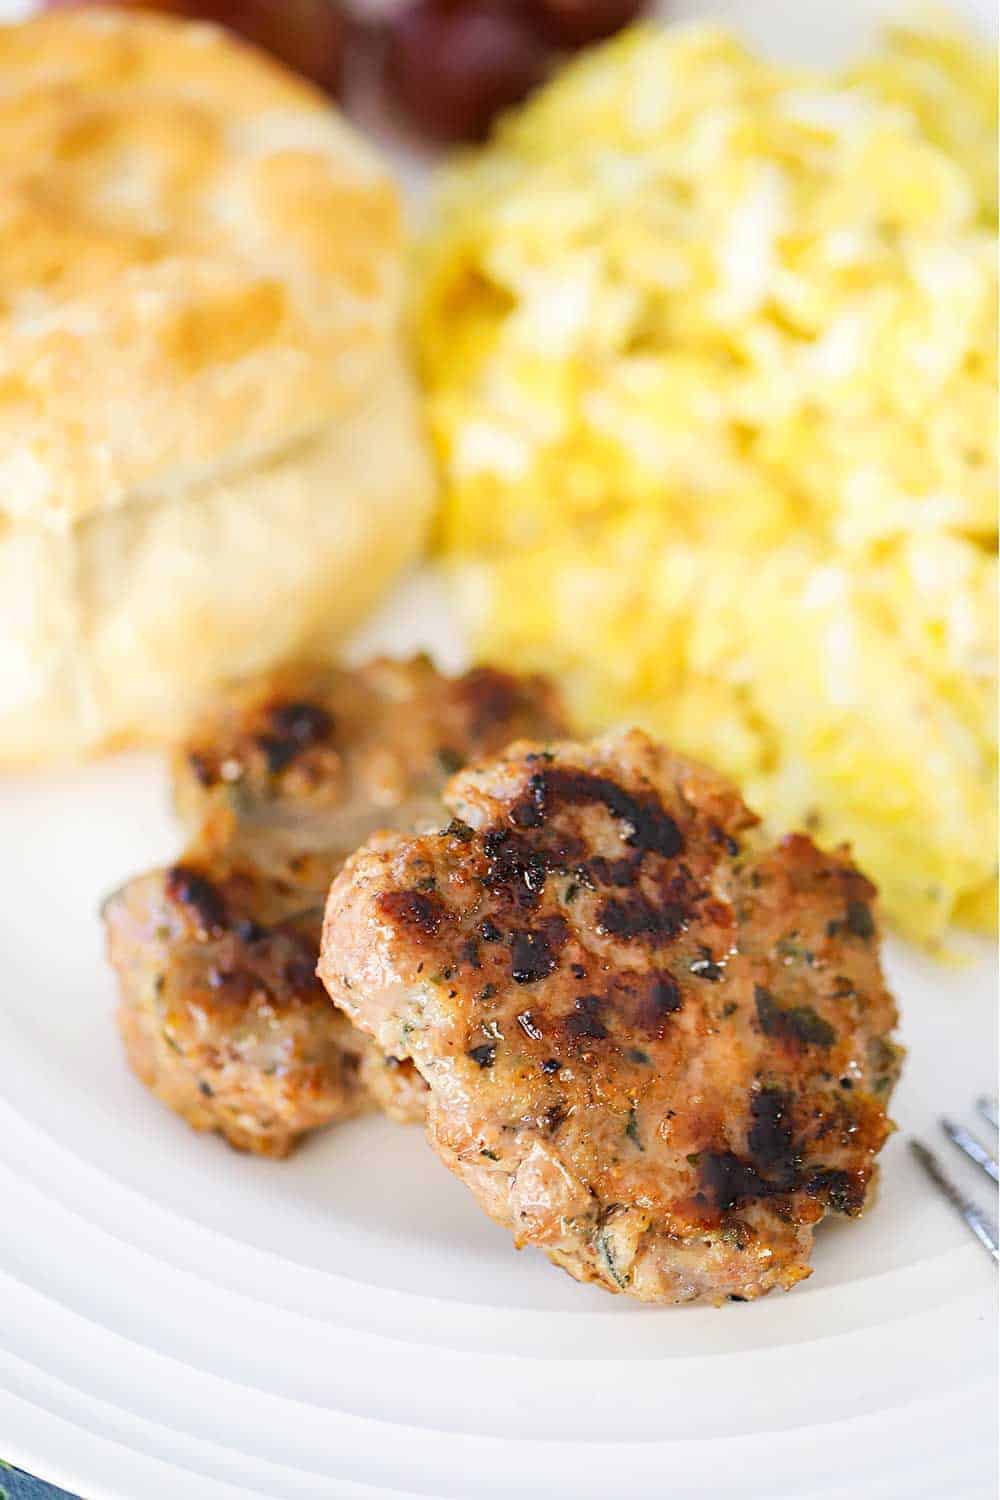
{"left": 47, "top": 0, "right": 648, "bottom": 141}
{"left": 385, "top": 0, "right": 648, "bottom": 140}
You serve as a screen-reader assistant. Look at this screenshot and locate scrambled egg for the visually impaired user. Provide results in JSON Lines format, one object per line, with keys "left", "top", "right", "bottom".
{"left": 415, "top": 22, "right": 998, "bottom": 944}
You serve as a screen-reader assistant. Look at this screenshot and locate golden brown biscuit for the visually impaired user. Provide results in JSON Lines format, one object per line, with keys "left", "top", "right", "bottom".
{"left": 0, "top": 9, "right": 434, "bottom": 763}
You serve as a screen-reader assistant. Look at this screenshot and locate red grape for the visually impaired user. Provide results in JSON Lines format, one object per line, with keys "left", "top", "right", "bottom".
{"left": 212, "top": 0, "right": 347, "bottom": 92}
{"left": 385, "top": 0, "right": 550, "bottom": 143}
{"left": 43, "top": 0, "right": 347, "bottom": 95}
{"left": 518, "top": 0, "right": 647, "bottom": 48}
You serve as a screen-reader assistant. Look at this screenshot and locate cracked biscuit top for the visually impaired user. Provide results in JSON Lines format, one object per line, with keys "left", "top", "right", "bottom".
{"left": 0, "top": 7, "right": 403, "bottom": 525}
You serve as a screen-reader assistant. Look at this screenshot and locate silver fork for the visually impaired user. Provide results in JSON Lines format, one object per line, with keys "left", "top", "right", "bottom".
{"left": 910, "top": 1097, "right": 999, "bottom": 1263}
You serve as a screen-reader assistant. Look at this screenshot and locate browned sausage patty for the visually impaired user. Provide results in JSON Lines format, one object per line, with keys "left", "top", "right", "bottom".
{"left": 320, "top": 729, "right": 902, "bottom": 1301}
{"left": 173, "top": 655, "right": 568, "bottom": 874}
{"left": 104, "top": 658, "right": 569, "bottom": 1156}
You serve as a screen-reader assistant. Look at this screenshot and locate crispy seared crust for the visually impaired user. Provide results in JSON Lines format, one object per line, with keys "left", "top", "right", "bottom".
{"left": 106, "top": 659, "right": 570, "bottom": 1154}
{"left": 320, "top": 729, "right": 902, "bottom": 1303}
{"left": 105, "top": 861, "right": 376, "bottom": 1156}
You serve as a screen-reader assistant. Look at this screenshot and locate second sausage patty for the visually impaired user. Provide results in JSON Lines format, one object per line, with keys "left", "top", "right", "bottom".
{"left": 104, "top": 658, "right": 569, "bottom": 1155}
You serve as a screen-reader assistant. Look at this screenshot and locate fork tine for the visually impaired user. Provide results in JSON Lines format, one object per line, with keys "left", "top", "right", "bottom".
{"left": 941, "top": 1117, "right": 1000, "bottom": 1184}
{"left": 910, "top": 1140, "right": 999, "bottom": 1263}
{"left": 976, "top": 1096, "right": 998, "bottom": 1132}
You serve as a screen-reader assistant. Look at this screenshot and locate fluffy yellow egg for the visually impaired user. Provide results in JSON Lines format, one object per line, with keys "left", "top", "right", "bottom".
{"left": 415, "top": 21, "right": 997, "bottom": 945}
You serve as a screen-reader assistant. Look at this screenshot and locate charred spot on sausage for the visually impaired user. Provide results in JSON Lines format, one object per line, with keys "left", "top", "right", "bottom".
{"left": 166, "top": 864, "right": 227, "bottom": 935}
{"left": 509, "top": 917, "right": 568, "bottom": 984}
{"left": 378, "top": 888, "right": 448, "bottom": 936}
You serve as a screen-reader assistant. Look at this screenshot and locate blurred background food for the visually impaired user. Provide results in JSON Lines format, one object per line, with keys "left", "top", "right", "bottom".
{"left": 44, "top": 0, "right": 650, "bottom": 141}
{"left": 380, "top": 0, "right": 647, "bottom": 140}
{"left": 13, "top": 1, "right": 997, "bottom": 950}
{"left": 384, "top": 1, "right": 551, "bottom": 143}
{"left": 45, "top": 0, "right": 350, "bottom": 91}
{"left": 415, "top": 21, "right": 998, "bottom": 944}
{"left": 0, "top": 8, "right": 432, "bottom": 763}
{"left": 2, "top": 0, "right": 655, "bottom": 766}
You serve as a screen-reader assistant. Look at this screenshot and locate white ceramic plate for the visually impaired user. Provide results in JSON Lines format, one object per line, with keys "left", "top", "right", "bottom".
{"left": 1, "top": 569, "right": 997, "bottom": 1500}
{"left": 2, "top": 2, "right": 997, "bottom": 1495}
